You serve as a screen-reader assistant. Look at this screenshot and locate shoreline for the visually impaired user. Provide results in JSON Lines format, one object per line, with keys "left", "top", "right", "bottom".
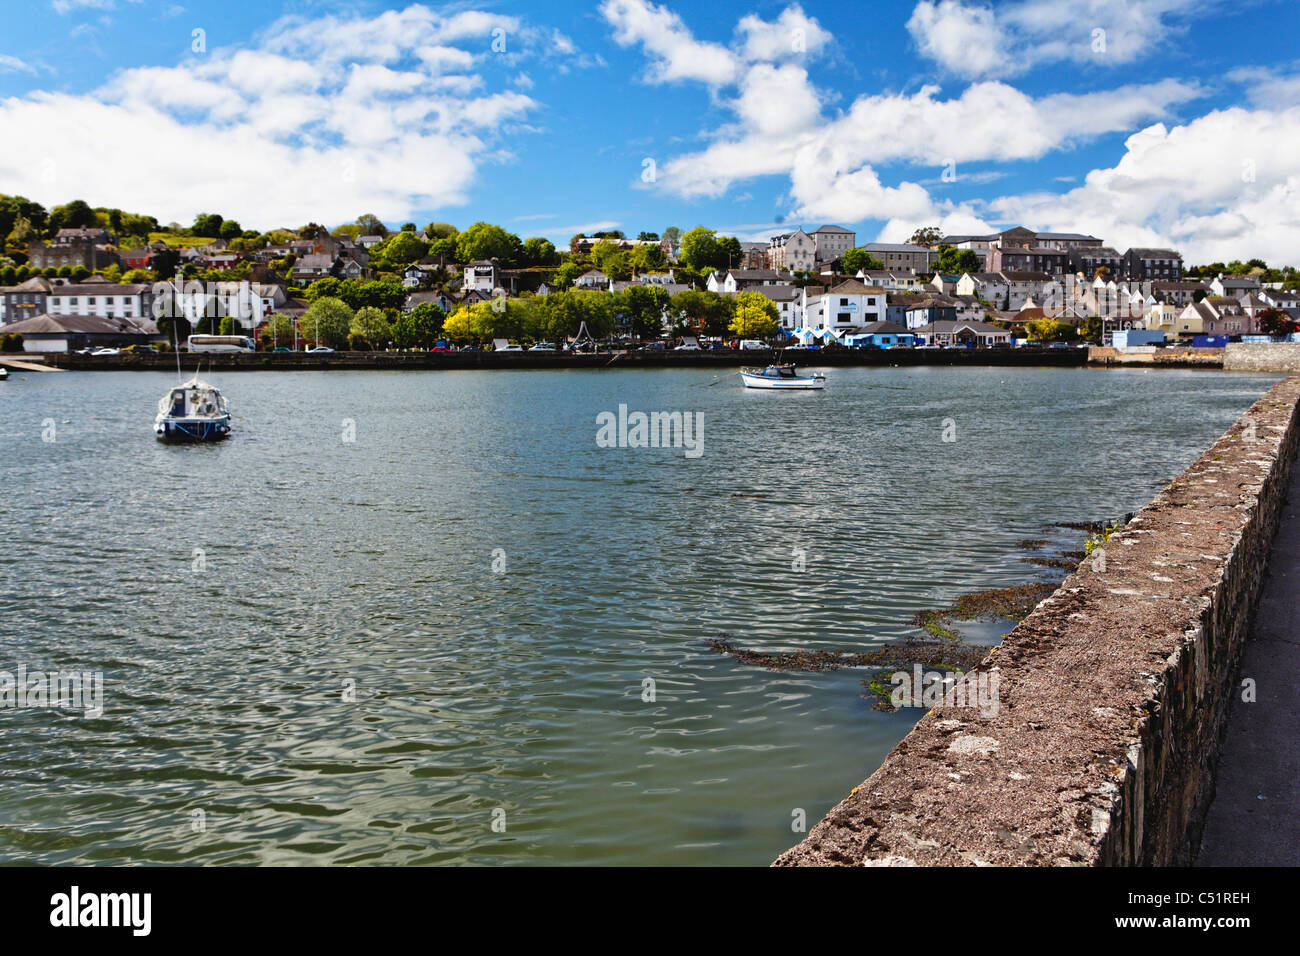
{"left": 28, "top": 346, "right": 1195, "bottom": 372}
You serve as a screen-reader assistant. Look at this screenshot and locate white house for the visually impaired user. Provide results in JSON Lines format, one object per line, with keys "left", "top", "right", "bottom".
{"left": 710, "top": 269, "right": 782, "bottom": 293}
{"left": 803, "top": 279, "right": 886, "bottom": 334}
{"left": 464, "top": 260, "right": 496, "bottom": 293}
{"left": 1209, "top": 273, "right": 1261, "bottom": 300}
{"left": 44, "top": 281, "right": 154, "bottom": 321}
{"left": 956, "top": 272, "right": 1010, "bottom": 310}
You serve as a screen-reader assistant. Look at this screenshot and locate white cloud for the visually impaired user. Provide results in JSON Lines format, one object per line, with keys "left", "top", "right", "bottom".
{"left": 600, "top": 0, "right": 740, "bottom": 85}
{"left": 0, "top": 54, "right": 35, "bottom": 74}
{"left": 52, "top": 0, "right": 115, "bottom": 13}
{"left": 906, "top": 1, "right": 1006, "bottom": 78}
{"left": 655, "top": 78, "right": 1200, "bottom": 202}
{"left": 987, "top": 106, "right": 1300, "bottom": 262}
{"left": 906, "top": 0, "right": 1205, "bottom": 79}
{"left": 600, "top": 1, "right": 831, "bottom": 88}
{"left": 1229, "top": 64, "right": 1300, "bottom": 110}
{"left": 0, "top": 5, "right": 584, "bottom": 227}
{"left": 736, "top": 6, "right": 832, "bottom": 62}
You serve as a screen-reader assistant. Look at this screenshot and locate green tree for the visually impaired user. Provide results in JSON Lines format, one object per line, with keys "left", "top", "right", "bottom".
{"left": 263, "top": 313, "right": 295, "bottom": 347}
{"left": 934, "top": 245, "right": 980, "bottom": 274}
{"left": 371, "top": 232, "right": 428, "bottom": 269}
{"left": 192, "top": 213, "right": 224, "bottom": 237}
{"left": 349, "top": 306, "right": 392, "bottom": 349}
{"left": 521, "top": 237, "right": 559, "bottom": 267}
{"left": 717, "top": 235, "right": 742, "bottom": 270}
{"left": 456, "top": 222, "right": 521, "bottom": 265}
{"left": 218, "top": 219, "right": 243, "bottom": 240}
{"left": 729, "top": 291, "right": 779, "bottom": 339}
{"left": 48, "top": 199, "right": 97, "bottom": 233}
{"left": 615, "top": 286, "right": 670, "bottom": 339}
{"left": 842, "top": 248, "right": 885, "bottom": 274}
{"left": 552, "top": 261, "right": 583, "bottom": 290}
{"left": 670, "top": 289, "right": 734, "bottom": 337}
{"left": 679, "top": 226, "right": 720, "bottom": 272}
{"left": 300, "top": 297, "right": 354, "bottom": 348}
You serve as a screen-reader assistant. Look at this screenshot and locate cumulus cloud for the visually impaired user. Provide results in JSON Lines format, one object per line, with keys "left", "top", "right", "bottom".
{"left": 600, "top": 0, "right": 740, "bottom": 85}
{"left": 600, "top": 0, "right": 831, "bottom": 87}
{"left": 0, "top": 4, "right": 581, "bottom": 226}
{"left": 0, "top": 53, "right": 34, "bottom": 74}
{"left": 653, "top": 78, "right": 1200, "bottom": 207}
{"left": 906, "top": 0, "right": 1205, "bottom": 79}
{"left": 988, "top": 106, "right": 1300, "bottom": 263}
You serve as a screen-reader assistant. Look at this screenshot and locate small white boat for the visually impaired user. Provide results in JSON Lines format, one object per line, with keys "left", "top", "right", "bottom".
{"left": 154, "top": 376, "right": 231, "bottom": 442}
{"left": 740, "top": 364, "right": 826, "bottom": 390}
{"left": 0, "top": 367, "right": 8, "bottom": 381}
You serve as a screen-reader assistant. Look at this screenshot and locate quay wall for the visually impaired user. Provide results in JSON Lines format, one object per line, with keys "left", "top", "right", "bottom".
{"left": 1224, "top": 342, "right": 1300, "bottom": 373}
{"left": 775, "top": 375, "right": 1300, "bottom": 866}
{"left": 1088, "top": 346, "right": 1224, "bottom": 368}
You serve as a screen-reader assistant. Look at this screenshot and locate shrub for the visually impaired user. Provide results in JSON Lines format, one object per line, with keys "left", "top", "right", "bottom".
{"left": 1, "top": 333, "right": 24, "bottom": 352}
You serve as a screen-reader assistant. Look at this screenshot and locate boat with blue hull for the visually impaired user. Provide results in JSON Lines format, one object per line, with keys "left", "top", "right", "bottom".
{"left": 155, "top": 376, "right": 231, "bottom": 442}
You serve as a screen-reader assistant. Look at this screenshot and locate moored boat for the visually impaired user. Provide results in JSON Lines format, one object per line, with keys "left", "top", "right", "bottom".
{"left": 154, "top": 376, "right": 231, "bottom": 442}
{"left": 739, "top": 364, "right": 826, "bottom": 390}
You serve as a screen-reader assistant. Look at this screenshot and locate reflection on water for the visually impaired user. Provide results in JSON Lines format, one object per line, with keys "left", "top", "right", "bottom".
{"left": 0, "top": 366, "right": 1281, "bottom": 864}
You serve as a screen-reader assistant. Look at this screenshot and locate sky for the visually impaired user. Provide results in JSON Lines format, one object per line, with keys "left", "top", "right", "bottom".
{"left": 0, "top": 0, "right": 1298, "bottom": 263}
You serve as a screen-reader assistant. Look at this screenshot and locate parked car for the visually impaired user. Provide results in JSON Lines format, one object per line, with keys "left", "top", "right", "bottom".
{"left": 306, "top": 346, "right": 334, "bottom": 353}
{"left": 642, "top": 342, "right": 666, "bottom": 351}
{"left": 739, "top": 340, "right": 767, "bottom": 350}
{"left": 90, "top": 347, "right": 121, "bottom": 356}
{"left": 122, "top": 345, "right": 156, "bottom": 354}
{"left": 528, "top": 342, "right": 556, "bottom": 352}
{"left": 272, "top": 347, "right": 293, "bottom": 353}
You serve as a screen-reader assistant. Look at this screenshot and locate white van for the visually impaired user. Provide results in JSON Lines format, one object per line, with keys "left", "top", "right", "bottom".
{"left": 492, "top": 338, "right": 523, "bottom": 352}
{"left": 739, "top": 340, "right": 767, "bottom": 350}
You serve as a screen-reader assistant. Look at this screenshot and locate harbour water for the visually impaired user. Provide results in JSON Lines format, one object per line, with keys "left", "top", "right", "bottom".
{"left": 0, "top": 366, "right": 1282, "bottom": 864}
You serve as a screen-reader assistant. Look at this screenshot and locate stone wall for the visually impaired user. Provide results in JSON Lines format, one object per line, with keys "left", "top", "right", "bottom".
{"left": 775, "top": 376, "right": 1300, "bottom": 866}
{"left": 1224, "top": 342, "right": 1300, "bottom": 373}
{"left": 1088, "top": 346, "right": 1223, "bottom": 367}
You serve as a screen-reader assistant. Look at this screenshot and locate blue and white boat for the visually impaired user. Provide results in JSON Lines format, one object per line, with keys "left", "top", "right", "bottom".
{"left": 154, "top": 376, "right": 231, "bottom": 442}
{"left": 739, "top": 364, "right": 826, "bottom": 390}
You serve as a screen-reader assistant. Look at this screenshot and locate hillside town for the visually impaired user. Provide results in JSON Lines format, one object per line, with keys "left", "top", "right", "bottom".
{"left": 1, "top": 198, "right": 1298, "bottom": 354}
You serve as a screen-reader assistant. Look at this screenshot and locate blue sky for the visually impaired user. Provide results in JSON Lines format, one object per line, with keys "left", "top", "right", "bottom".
{"left": 1, "top": 0, "right": 1298, "bottom": 262}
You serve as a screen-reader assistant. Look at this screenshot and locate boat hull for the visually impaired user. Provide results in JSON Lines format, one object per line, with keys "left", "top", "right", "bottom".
{"left": 740, "top": 371, "right": 825, "bottom": 390}
{"left": 155, "top": 415, "right": 231, "bottom": 442}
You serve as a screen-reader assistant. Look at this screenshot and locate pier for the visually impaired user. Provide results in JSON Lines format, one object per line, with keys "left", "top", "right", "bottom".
{"left": 775, "top": 375, "right": 1300, "bottom": 866}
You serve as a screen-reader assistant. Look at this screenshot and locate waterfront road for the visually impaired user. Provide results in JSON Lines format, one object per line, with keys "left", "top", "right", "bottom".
{"left": 1197, "top": 444, "right": 1300, "bottom": 866}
